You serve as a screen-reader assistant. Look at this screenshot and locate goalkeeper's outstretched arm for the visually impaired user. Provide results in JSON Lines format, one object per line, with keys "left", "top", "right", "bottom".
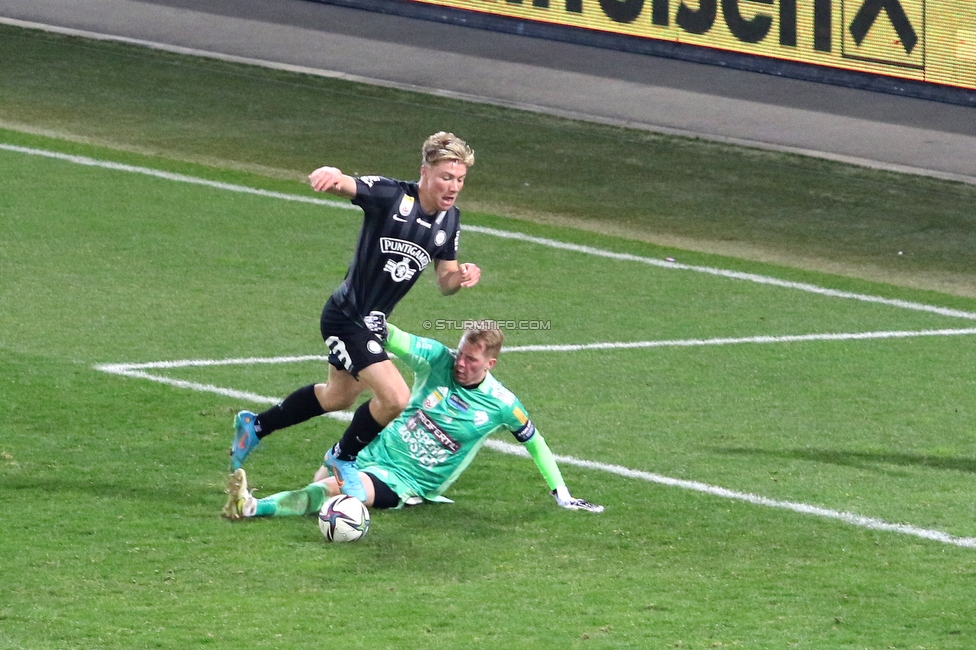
{"left": 523, "top": 431, "right": 604, "bottom": 513}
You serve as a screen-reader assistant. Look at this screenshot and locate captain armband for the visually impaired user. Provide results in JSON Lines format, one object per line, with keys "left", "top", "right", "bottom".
{"left": 512, "top": 420, "right": 536, "bottom": 443}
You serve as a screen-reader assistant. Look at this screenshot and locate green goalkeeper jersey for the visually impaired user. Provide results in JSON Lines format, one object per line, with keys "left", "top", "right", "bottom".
{"left": 356, "top": 326, "right": 544, "bottom": 504}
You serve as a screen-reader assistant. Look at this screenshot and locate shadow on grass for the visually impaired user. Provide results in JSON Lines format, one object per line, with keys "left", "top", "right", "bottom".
{"left": 717, "top": 447, "right": 976, "bottom": 474}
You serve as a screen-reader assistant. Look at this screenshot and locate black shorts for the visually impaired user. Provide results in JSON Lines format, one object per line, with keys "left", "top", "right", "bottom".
{"left": 319, "top": 300, "right": 388, "bottom": 378}
{"left": 363, "top": 472, "right": 401, "bottom": 509}
{"left": 363, "top": 472, "right": 422, "bottom": 510}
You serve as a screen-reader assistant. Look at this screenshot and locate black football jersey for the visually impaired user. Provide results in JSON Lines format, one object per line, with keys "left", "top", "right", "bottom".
{"left": 328, "top": 175, "right": 461, "bottom": 321}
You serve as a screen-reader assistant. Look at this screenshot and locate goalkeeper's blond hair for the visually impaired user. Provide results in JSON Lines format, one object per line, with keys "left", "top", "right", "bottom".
{"left": 422, "top": 132, "right": 475, "bottom": 168}
{"left": 461, "top": 325, "right": 503, "bottom": 359}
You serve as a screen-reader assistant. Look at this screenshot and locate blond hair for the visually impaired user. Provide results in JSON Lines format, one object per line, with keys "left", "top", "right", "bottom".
{"left": 422, "top": 132, "right": 475, "bottom": 168}
{"left": 460, "top": 326, "right": 503, "bottom": 359}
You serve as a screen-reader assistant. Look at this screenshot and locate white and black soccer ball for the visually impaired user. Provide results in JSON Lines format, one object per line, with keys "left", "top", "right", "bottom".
{"left": 318, "top": 494, "right": 370, "bottom": 543}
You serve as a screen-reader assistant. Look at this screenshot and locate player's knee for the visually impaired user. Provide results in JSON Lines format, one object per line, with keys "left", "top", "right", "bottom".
{"left": 372, "top": 389, "right": 409, "bottom": 422}
{"left": 393, "top": 387, "right": 409, "bottom": 412}
{"left": 389, "top": 385, "right": 410, "bottom": 414}
{"left": 315, "top": 382, "right": 358, "bottom": 411}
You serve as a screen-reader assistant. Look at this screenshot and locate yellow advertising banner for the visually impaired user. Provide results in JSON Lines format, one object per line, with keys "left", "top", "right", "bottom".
{"left": 405, "top": 0, "right": 976, "bottom": 90}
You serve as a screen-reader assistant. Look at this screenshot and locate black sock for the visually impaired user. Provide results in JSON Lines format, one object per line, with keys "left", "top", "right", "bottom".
{"left": 255, "top": 384, "right": 325, "bottom": 439}
{"left": 333, "top": 400, "right": 384, "bottom": 460}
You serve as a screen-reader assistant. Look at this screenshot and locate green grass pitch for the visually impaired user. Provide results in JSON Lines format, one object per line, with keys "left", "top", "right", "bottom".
{"left": 1, "top": 24, "right": 976, "bottom": 650}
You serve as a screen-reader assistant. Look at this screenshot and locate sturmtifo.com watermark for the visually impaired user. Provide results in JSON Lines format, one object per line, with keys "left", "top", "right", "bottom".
{"left": 422, "top": 319, "right": 552, "bottom": 331}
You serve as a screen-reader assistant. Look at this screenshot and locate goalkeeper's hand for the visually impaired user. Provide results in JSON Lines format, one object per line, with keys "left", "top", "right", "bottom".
{"left": 552, "top": 486, "right": 604, "bottom": 513}
{"left": 363, "top": 311, "right": 388, "bottom": 343}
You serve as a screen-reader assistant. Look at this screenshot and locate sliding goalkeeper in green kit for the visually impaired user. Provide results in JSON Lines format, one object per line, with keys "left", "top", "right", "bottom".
{"left": 223, "top": 318, "right": 603, "bottom": 519}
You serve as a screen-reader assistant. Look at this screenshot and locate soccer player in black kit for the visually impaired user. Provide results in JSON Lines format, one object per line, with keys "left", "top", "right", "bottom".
{"left": 229, "top": 132, "right": 480, "bottom": 502}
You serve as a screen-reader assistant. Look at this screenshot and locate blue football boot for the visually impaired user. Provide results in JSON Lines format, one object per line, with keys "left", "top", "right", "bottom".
{"left": 230, "top": 410, "right": 260, "bottom": 470}
{"left": 323, "top": 447, "right": 367, "bottom": 502}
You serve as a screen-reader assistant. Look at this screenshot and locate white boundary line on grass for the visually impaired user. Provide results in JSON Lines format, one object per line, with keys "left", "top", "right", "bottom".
{"left": 4, "top": 16, "right": 976, "bottom": 187}
{"left": 0, "top": 143, "right": 354, "bottom": 209}
{"left": 3, "top": 142, "right": 976, "bottom": 322}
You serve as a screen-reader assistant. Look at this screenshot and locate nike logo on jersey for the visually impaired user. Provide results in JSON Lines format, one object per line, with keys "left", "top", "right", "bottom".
{"left": 392, "top": 215, "right": 408, "bottom": 222}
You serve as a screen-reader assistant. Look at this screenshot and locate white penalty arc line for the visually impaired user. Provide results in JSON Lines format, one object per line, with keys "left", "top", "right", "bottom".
{"left": 4, "top": 142, "right": 976, "bottom": 322}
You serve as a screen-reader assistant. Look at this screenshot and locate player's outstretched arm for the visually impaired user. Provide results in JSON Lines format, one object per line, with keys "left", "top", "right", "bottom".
{"left": 308, "top": 165, "right": 357, "bottom": 199}
{"left": 551, "top": 486, "right": 604, "bottom": 513}
{"left": 523, "top": 431, "right": 604, "bottom": 513}
{"left": 434, "top": 259, "right": 481, "bottom": 295}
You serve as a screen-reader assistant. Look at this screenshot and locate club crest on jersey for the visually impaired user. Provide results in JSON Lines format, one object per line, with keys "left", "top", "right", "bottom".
{"left": 435, "top": 230, "right": 447, "bottom": 246}
{"left": 384, "top": 258, "right": 417, "bottom": 282}
{"left": 473, "top": 411, "right": 489, "bottom": 426}
{"left": 398, "top": 195, "right": 415, "bottom": 217}
{"left": 380, "top": 237, "right": 431, "bottom": 283}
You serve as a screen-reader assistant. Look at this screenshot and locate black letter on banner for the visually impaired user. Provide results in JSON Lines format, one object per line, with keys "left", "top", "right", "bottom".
{"left": 814, "top": 0, "right": 831, "bottom": 51}
{"left": 722, "top": 0, "right": 772, "bottom": 43}
{"left": 780, "top": 0, "right": 796, "bottom": 46}
{"left": 652, "top": 0, "right": 669, "bottom": 25}
{"left": 849, "top": 0, "right": 917, "bottom": 53}
{"left": 566, "top": 0, "right": 583, "bottom": 12}
{"left": 600, "top": 0, "right": 644, "bottom": 22}
{"left": 676, "top": 0, "right": 716, "bottom": 34}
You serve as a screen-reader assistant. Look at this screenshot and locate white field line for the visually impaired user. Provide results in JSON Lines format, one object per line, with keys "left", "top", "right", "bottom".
{"left": 16, "top": 140, "right": 976, "bottom": 547}
{"left": 95, "top": 365, "right": 355, "bottom": 423}
{"left": 463, "top": 225, "right": 976, "bottom": 322}
{"left": 5, "top": 16, "right": 976, "bottom": 188}
{"left": 94, "top": 327, "right": 976, "bottom": 375}
{"left": 97, "top": 359, "right": 976, "bottom": 548}
{"left": 485, "top": 439, "right": 976, "bottom": 549}
{"left": 95, "top": 323, "right": 976, "bottom": 549}
{"left": 0, "top": 144, "right": 355, "bottom": 211}
{"left": 504, "top": 327, "right": 976, "bottom": 352}
{"left": 4, "top": 142, "right": 976, "bottom": 322}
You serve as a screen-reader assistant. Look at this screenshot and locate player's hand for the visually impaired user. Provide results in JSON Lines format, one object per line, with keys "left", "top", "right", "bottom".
{"left": 458, "top": 262, "right": 480, "bottom": 288}
{"left": 308, "top": 166, "right": 344, "bottom": 192}
{"left": 552, "top": 488, "right": 604, "bottom": 513}
{"left": 363, "top": 311, "right": 388, "bottom": 343}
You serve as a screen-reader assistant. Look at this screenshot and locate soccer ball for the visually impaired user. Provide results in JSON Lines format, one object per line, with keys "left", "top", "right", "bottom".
{"left": 318, "top": 494, "right": 370, "bottom": 543}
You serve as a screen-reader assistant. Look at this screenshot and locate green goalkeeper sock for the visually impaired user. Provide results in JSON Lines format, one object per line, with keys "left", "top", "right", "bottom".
{"left": 254, "top": 483, "right": 329, "bottom": 517}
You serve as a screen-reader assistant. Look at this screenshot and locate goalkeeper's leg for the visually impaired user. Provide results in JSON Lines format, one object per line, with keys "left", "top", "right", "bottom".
{"left": 252, "top": 482, "right": 332, "bottom": 517}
